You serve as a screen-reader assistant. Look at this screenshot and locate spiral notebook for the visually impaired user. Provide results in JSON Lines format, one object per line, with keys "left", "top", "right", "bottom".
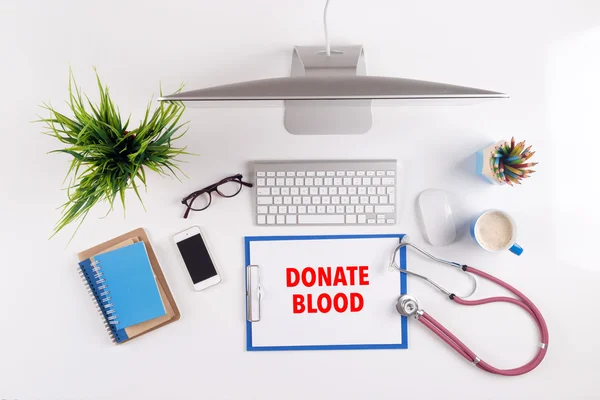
{"left": 78, "top": 238, "right": 167, "bottom": 343}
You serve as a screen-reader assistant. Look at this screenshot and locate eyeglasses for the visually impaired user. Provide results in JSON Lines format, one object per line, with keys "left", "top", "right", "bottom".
{"left": 182, "top": 174, "right": 253, "bottom": 219}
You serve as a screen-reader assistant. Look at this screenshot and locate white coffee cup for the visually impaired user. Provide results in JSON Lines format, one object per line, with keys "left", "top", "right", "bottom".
{"left": 470, "top": 210, "right": 523, "bottom": 256}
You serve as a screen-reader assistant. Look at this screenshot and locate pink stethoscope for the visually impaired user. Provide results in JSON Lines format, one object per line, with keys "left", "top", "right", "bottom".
{"left": 390, "top": 237, "right": 548, "bottom": 376}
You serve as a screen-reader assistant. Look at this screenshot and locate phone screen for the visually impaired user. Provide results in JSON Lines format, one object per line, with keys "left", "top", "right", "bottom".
{"left": 177, "top": 233, "right": 217, "bottom": 284}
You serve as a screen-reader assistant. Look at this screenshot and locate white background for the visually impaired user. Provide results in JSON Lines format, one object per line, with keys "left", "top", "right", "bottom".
{"left": 1, "top": 0, "right": 600, "bottom": 399}
{"left": 249, "top": 237, "right": 403, "bottom": 347}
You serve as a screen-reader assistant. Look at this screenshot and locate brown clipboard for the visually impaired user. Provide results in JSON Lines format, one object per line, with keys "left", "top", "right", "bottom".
{"left": 77, "top": 228, "right": 181, "bottom": 344}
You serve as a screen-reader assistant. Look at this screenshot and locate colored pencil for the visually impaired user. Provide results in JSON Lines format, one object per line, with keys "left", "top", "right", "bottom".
{"left": 511, "top": 137, "right": 515, "bottom": 151}
{"left": 504, "top": 155, "right": 522, "bottom": 163}
{"left": 506, "top": 174, "right": 521, "bottom": 185}
{"left": 521, "top": 151, "right": 536, "bottom": 161}
{"left": 510, "top": 162, "right": 538, "bottom": 169}
{"left": 504, "top": 164, "right": 524, "bottom": 176}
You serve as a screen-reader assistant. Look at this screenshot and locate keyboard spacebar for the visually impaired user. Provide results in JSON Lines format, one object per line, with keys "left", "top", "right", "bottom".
{"left": 298, "top": 215, "right": 346, "bottom": 224}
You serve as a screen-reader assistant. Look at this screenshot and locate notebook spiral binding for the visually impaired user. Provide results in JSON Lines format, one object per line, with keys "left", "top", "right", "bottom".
{"left": 78, "top": 260, "right": 119, "bottom": 344}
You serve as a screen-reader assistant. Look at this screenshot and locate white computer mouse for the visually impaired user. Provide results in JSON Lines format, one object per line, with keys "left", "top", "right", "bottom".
{"left": 417, "top": 189, "right": 457, "bottom": 246}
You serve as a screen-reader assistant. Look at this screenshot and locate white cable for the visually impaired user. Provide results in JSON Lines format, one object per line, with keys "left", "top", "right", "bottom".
{"left": 324, "top": 0, "right": 331, "bottom": 56}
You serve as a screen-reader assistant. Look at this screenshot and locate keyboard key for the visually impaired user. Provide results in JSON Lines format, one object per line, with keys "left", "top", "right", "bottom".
{"left": 356, "top": 205, "right": 364, "bottom": 213}
{"left": 343, "top": 177, "right": 352, "bottom": 186}
{"left": 326, "top": 205, "right": 335, "bottom": 213}
{"left": 336, "top": 171, "right": 345, "bottom": 176}
{"left": 358, "top": 214, "right": 367, "bottom": 224}
{"left": 386, "top": 186, "right": 394, "bottom": 194}
{"left": 298, "top": 206, "right": 307, "bottom": 214}
{"left": 348, "top": 187, "right": 357, "bottom": 195}
{"left": 387, "top": 171, "right": 395, "bottom": 176}
{"left": 322, "top": 196, "right": 331, "bottom": 204}
{"left": 297, "top": 171, "right": 306, "bottom": 177}
{"left": 389, "top": 193, "right": 395, "bottom": 204}
{"left": 276, "top": 178, "right": 285, "bottom": 186}
{"left": 288, "top": 206, "right": 297, "bottom": 214}
{"left": 257, "top": 197, "right": 273, "bottom": 205}
{"left": 341, "top": 196, "right": 350, "bottom": 204}
{"left": 358, "top": 187, "right": 367, "bottom": 195}
{"left": 365, "top": 205, "right": 374, "bottom": 213}
{"left": 257, "top": 215, "right": 266, "bottom": 224}
{"left": 326, "top": 171, "right": 335, "bottom": 176}
{"left": 333, "top": 177, "right": 342, "bottom": 186}
{"left": 274, "top": 197, "right": 283, "bottom": 205}
{"left": 339, "top": 187, "right": 348, "bottom": 195}
{"left": 329, "top": 187, "right": 338, "bottom": 195}
{"left": 367, "top": 187, "right": 376, "bottom": 195}
{"left": 387, "top": 219, "right": 395, "bottom": 224}
{"left": 317, "top": 206, "right": 326, "bottom": 214}
{"left": 267, "top": 172, "right": 276, "bottom": 177}
{"left": 382, "top": 177, "right": 395, "bottom": 185}
{"left": 281, "top": 187, "right": 290, "bottom": 195}
{"left": 372, "top": 177, "right": 381, "bottom": 185}
{"left": 377, "top": 187, "right": 385, "bottom": 195}
{"left": 379, "top": 195, "right": 388, "bottom": 204}
{"left": 369, "top": 196, "right": 379, "bottom": 204}
{"left": 375, "top": 205, "right": 395, "bottom": 213}
{"left": 312, "top": 197, "right": 321, "bottom": 204}
{"left": 357, "top": 171, "right": 365, "bottom": 176}
{"left": 367, "top": 171, "right": 375, "bottom": 176}
{"left": 346, "top": 214, "right": 357, "bottom": 224}
{"left": 362, "top": 177, "right": 371, "bottom": 186}
{"left": 257, "top": 171, "right": 266, "bottom": 177}
{"left": 316, "top": 171, "right": 325, "bottom": 177}
{"left": 271, "top": 187, "right": 280, "bottom": 195}
{"left": 300, "top": 188, "right": 309, "bottom": 195}
{"left": 286, "top": 178, "right": 294, "bottom": 186}
{"left": 346, "top": 205, "right": 355, "bottom": 213}
{"left": 298, "top": 215, "right": 345, "bottom": 224}
{"left": 257, "top": 206, "right": 268, "bottom": 214}
{"left": 324, "top": 177, "right": 333, "bottom": 186}
{"left": 293, "top": 197, "right": 301, "bottom": 205}
{"left": 360, "top": 196, "right": 369, "bottom": 204}
{"left": 353, "top": 177, "right": 361, "bottom": 186}
{"left": 377, "top": 171, "right": 385, "bottom": 176}
{"left": 308, "top": 206, "right": 316, "bottom": 214}
{"left": 302, "top": 197, "right": 311, "bottom": 205}
{"left": 347, "top": 171, "right": 355, "bottom": 176}
{"left": 266, "top": 178, "right": 275, "bottom": 186}
{"left": 350, "top": 196, "right": 359, "bottom": 204}
{"left": 307, "top": 171, "right": 315, "bottom": 177}
{"left": 286, "top": 215, "right": 297, "bottom": 224}
{"left": 267, "top": 215, "right": 275, "bottom": 224}
{"left": 286, "top": 171, "right": 295, "bottom": 177}
{"left": 332, "top": 196, "right": 340, "bottom": 204}
{"left": 310, "top": 187, "right": 318, "bottom": 195}
{"left": 319, "top": 187, "right": 328, "bottom": 195}
{"left": 269, "top": 206, "right": 278, "bottom": 214}
{"left": 314, "top": 177, "right": 323, "bottom": 186}
{"left": 276, "top": 215, "right": 285, "bottom": 224}
{"left": 257, "top": 188, "right": 270, "bottom": 195}
{"left": 305, "top": 178, "right": 314, "bottom": 186}
{"left": 278, "top": 206, "right": 287, "bottom": 214}
{"left": 291, "top": 187, "right": 299, "bottom": 195}
{"left": 367, "top": 219, "right": 376, "bottom": 224}
{"left": 257, "top": 178, "right": 266, "bottom": 186}
{"left": 336, "top": 205, "right": 345, "bottom": 213}
{"left": 277, "top": 172, "right": 285, "bottom": 177}
{"left": 284, "top": 197, "right": 292, "bottom": 205}
{"left": 295, "top": 178, "right": 304, "bottom": 186}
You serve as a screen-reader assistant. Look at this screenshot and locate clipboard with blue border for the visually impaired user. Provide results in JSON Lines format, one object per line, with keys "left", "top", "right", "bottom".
{"left": 244, "top": 234, "right": 408, "bottom": 351}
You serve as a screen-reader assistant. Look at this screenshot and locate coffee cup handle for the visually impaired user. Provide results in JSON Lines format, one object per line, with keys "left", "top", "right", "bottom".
{"left": 509, "top": 243, "right": 523, "bottom": 256}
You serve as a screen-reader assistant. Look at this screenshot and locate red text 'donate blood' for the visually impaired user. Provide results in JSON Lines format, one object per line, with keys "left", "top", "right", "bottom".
{"left": 286, "top": 266, "right": 369, "bottom": 314}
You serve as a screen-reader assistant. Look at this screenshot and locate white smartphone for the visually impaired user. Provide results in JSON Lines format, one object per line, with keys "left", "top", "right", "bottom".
{"left": 173, "top": 226, "right": 222, "bottom": 291}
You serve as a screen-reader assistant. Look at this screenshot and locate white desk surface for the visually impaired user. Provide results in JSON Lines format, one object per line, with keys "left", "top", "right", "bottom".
{"left": 2, "top": 1, "right": 599, "bottom": 399}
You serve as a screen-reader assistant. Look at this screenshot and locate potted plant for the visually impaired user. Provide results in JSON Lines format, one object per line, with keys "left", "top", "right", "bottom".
{"left": 38, "top": 69, "right": 189, "bottom": 240}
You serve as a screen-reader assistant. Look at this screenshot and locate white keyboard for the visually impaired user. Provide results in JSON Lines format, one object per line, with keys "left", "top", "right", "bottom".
{"left": 253, "top": 160, "right": 398, "bottom": 225}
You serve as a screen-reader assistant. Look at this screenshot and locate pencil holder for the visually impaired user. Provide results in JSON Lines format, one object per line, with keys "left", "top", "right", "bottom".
{"left": 476, "top": 138, "right": 537, "bottom": 186}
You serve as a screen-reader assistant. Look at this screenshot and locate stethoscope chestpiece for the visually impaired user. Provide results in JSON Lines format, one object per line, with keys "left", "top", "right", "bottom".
{"left": 396, "top": 294, "right": 422, "bottom": 318}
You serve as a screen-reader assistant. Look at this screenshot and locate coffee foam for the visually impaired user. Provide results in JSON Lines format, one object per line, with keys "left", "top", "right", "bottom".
{"left": 476, "top": 211, "right": 514, "bottom": 251}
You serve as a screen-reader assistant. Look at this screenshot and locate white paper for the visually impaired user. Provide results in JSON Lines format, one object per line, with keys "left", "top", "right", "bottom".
{"left": 248, "top": 236, "right": 405, "bottom": 349}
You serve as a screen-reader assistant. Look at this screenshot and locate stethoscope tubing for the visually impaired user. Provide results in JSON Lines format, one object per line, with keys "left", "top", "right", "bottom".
{"left": 418, "top": 265, "right": 549, "bottom": 376}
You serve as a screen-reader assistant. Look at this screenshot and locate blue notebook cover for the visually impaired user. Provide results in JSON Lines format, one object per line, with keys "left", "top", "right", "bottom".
{"left": 79, "top": 242, "right": 166, "bottom": 337}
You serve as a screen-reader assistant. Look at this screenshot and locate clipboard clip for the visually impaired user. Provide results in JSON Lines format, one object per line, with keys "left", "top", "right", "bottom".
{"left": 246, "top": 265, "right": 262, "bottom": 322}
